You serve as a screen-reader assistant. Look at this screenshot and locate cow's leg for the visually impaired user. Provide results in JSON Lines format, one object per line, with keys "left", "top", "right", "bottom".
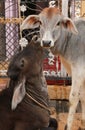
{"left": 79, "top": 85, "right": 85, "bottom": 130}
{"left": 65, "top": 75, "right": 81, "bottom": 130}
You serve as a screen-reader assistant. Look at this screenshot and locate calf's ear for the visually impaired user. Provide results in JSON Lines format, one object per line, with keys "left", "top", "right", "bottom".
{"left": 62, "top": 17, "right": 78, "bottom": 34}
{"left": 20, "top": 15, "right": 40, "bottom": 31}
{"left": 11, "top": 78, "right": 26, "bottom": 110}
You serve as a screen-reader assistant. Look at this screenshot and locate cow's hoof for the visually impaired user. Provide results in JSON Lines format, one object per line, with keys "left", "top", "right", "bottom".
{"left": 49, "top": 117, "right": 58, "bottom": 129}
{"left": 78, "top": 127, "right": 85, "bottom": 130}
{"left": 41, "top": 118, "right": 58, "bottom": 130}
{"left": 64, "top": 124, "right": 67, "bottom": 130}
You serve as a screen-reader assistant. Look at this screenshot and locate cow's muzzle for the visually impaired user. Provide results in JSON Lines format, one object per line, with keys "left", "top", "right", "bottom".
{"left": 41, "top": 40, "right": 51, "bottom": 48}
{"left": 7, "top": 71, "right": 19, "bottom": 80}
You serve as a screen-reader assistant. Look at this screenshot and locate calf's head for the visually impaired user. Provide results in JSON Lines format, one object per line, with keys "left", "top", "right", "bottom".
{"left": 7, "top": 37, "right": 43, "bottom": 110}
{"left": 8, "top": 37, "right": 43, "bottom": 80}
{"left": 21, "top": 7, "right": 78, "bottom": 48}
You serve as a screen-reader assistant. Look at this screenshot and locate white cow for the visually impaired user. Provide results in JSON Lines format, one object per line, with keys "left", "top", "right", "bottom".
{"left": 21, "top": 7, "right": 85, "bottom": 130}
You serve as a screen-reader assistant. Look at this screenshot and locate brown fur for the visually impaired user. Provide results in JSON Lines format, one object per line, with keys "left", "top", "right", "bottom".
{"left": 0, "top": 38, "right": 50, "bottom": 130}
{"left": 28, "top": 16, "right": 39, "bottom": 25}
{"left": 41, "top": 7, "right": 61, "bottom": 18}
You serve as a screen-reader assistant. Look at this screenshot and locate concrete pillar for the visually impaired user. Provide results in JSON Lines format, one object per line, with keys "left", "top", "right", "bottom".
{"left": 62, "top": 0, "right": 68, "bottom": 17}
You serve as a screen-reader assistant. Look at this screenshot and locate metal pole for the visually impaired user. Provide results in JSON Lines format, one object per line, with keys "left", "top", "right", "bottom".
{"left": 18, "top": 0, "right": 22, "bottom": 38}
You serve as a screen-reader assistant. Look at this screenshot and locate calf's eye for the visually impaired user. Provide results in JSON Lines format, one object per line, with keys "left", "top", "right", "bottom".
{"left": 20, "top": 59, "right": 25, "bottom": 68}
{"left": 57, "top": 21, "right": 60, "bottom": 26}
{"left": 39, "top": 21, "right": 42, "bottom": 25}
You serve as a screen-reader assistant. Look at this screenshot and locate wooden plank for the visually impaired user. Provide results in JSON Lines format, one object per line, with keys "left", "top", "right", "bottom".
{"left": 58, "top": 113, "right": 81, "bottom": 130}
{"left": 81, "top": 0, "right": 85, "bottom": 17}
{"left": 0, "top": 78, "right": 8, "bottom": 90}
{"left": 47, "top": 85, "right": 71, "bottom": 100}
{"left": 0, "top": 78, "right": 71, "bottom": 100}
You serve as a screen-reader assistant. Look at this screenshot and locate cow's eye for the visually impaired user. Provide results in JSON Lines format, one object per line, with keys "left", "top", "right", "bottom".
{"left": 39, "top": 21, "right": 43, "bottom": 27}
{"left": 57, "top": 21, "right": 60, "bottom": 26}
{"left": 20, "top": 58, "right": 25, "bottom": 68}
{"left": 40, "top": 21, "right": 42, "bottom": 25}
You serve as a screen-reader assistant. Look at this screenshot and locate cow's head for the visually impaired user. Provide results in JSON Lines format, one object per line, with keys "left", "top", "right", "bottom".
{"left": 7, "top": 36, "right": 43, "bottom": 110}
{"left": 21, "top": 7, "right": 78, "bottom": 48}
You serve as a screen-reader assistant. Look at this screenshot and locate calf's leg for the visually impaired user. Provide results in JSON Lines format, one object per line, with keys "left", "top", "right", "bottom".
{"left": 14, "top": 122, "right": 33, "bottom": 130}
{"left": 40, "top": 117, "right": 58, "bottom": 130}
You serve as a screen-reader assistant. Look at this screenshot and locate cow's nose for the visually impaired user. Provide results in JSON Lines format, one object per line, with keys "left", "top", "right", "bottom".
{"left": 42, "top": 40, "right": 51, "bottom": 47}
{"left": 7, "top": 71, "right": 18, "bottom": 80}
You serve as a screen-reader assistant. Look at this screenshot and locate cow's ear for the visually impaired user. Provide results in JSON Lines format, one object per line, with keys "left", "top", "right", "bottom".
{"left": 62, "top": 18, "right": 78, "bottom": 34}
{"left": 11, "top": 78, "right": 26, "bottom": 110}
{"left": 20, "top": 15, "right": 40, "bottom": 31}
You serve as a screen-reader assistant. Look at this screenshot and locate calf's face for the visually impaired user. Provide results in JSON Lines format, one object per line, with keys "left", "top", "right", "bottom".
{"left": 7, "top": 50, "right": 33, "bottom": 80}
{"left": 8, "top": 40, "right": 43, "bottom": 80}
{"left": 7, "top": 38, "right": 43, "bottom": 110}
{"left": 21, "top": 7, "right": 78, "bottom": 48}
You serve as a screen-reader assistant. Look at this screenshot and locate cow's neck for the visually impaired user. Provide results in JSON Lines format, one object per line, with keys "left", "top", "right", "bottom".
{"left": 25, "top": 74, "right": 49, "bottom": 107}
{"left": 52, "top": 31, "right": 71, "bottom": 55}
{"left": 51, "top": 32, "right": 72, "bottom": 76}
